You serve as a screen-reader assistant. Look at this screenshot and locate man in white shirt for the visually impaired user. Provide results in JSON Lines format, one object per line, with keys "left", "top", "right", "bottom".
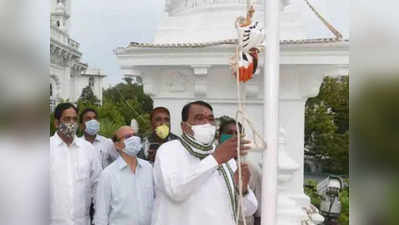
{"left": 79, "top": 108, "right": 119, "bottom": 224}
{"left": 79, "top": 108, "right": 118, "bottom": 170}
{"left": 217, "top": 117, "right": 262, "bottom": 225}
{"left": 50, "top": 103, "right": 101, "bottom": 225}
{"left": 151, "top": 100, "right": 258, "bottom": 225}
{"left": 94, "top": 126, "right": 154, "bottom": 225}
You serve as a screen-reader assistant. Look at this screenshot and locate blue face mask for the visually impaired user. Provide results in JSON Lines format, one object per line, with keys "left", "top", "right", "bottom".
{"left": 85, "top": 119, "right": 100, "bottom": 136}
{"left": 219, "top": 134, "right": 233, "bottom": 144}
{"left": 123, "top": 136, "right": 142, "bottom": 157}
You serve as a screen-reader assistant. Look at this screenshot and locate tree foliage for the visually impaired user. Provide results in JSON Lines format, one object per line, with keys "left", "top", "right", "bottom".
{"left": 50, "top": 80, "right": 153, "bottom": 138}
{"left": 78, "top": 86, "right": 100, "bottom": 106}
{"left": 102, "top": 81, "right": 153, "bottom": 136}
{"left": 305, "top": 76, "right": 349, "bottom": 175}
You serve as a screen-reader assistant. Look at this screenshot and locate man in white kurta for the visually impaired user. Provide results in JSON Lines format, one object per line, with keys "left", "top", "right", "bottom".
{"left": 151, "top": 101, "right": 258, "bottom": 225}
{"left": 50, "top": 103, "right": 101, "bottom": 225}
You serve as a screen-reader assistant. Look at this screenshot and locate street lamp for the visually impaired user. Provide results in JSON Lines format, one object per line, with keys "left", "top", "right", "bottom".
{"left": 318, "top": 176, "right": 343, "bottom": 225}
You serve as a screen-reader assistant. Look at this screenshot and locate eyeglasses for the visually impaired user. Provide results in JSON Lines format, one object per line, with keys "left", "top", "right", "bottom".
{"left": 114, "top": 133, "right": 135, "bottom": 142}
{"left": 122, "top": 134, "right": 134, "bottom": 140}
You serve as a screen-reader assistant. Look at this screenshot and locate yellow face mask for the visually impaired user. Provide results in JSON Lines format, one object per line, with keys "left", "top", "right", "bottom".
{"left": 155, "top": 124, "right": 170, "bottom": 139}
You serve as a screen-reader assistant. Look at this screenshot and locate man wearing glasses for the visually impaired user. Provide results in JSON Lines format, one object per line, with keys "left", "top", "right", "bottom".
{"left": 94, "top": 126, "right": 154, "bottom": 225}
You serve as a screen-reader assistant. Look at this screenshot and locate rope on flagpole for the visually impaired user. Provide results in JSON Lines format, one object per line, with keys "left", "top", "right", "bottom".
{"left": 231, "top": 1, "right": 267, "bottom": 224}
{"left": 233, "top": 46, "right": 267, "bottom": 225}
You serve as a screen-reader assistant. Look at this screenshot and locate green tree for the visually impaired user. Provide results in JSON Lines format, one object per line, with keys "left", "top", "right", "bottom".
{"left": 305, "top": 76, "right": 349, "bottom": 175}
{"left": 50, "top": 80, "right": 154, "bottom": 138}
{"left": 78, "top": 86, "right": 100, "bottom": 106}
{"left": 50, "top": 112, "right": 56, "bottom": 136}
{"left": 102, "top": 80, "right": 153, "bottom": 136}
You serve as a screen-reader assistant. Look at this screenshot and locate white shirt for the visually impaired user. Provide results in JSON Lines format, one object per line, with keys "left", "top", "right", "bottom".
{"left": 50, "top": 133, "right": 101, "bottom": 225}
{"left": 94, "top": 157, "right": 154, "bottom": 225}
{"left": 151, "top": 139, "right": 258, "bottom": 225}
{"left": 79, "top": 135, "right": 118, "bottom": 169}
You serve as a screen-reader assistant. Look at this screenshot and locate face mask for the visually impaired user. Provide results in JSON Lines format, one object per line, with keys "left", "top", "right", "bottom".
{"left": 58, "top": 122, "right": 78, "bottom": 138}
{"left": 155, "top": 124, "right": 170, "bottom": 139}
{"left": 123, "top": 136, "right": 142, "bottom": 157}
{"left": 220, "top": 134, "right": 233, "bottom": 144}
{"left": 85, "top": 119, "right": 100, "bottom": 136}
{"left": 189, "top": 123, "right": 216, "bottom": 145}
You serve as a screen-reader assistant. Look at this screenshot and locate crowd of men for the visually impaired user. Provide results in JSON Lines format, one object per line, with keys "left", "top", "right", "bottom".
{"left": 50, "top": 100, "right": 262, "bottom": 225}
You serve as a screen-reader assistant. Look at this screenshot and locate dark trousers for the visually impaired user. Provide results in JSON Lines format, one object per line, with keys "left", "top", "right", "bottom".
{"left": 90, "top": 202, "right": 95, "bottom": 225}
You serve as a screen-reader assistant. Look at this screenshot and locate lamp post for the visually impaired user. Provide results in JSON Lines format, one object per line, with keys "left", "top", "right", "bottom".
{"left": 318, "top": 176, "right": 343, "bottom": 225}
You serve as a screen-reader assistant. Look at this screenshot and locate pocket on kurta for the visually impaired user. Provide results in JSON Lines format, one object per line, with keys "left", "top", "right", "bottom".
{"left": 76, "top": 159, "right": 90, "bottom": 181}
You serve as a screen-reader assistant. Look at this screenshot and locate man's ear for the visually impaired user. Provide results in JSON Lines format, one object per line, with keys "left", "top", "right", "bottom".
{"left": 80, "top": 123, "right": 85, "bottom": 132}
{"left": 114, "top": 141, "right": 125, "bottom": 153}
{"left": 181, "top": 121, "right": 193, "bottom": 136}
{"left": 54, "top": 119, "right": 60, "bottom": 129}
{"left": 180, "top": 122, "right": 185, "bottom": 133}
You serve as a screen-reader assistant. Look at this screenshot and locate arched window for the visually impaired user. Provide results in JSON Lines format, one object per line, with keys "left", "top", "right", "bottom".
{"left": 89, "top": 77, "right": 95, "bottom": 88}
{"left": 56, "top": 20, "right": 61, "bottom": 27}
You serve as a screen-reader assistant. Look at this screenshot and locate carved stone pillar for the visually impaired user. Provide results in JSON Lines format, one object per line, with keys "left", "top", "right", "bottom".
{"left": 277, "top": 128, "right": 306, "bottom": 225}
{"left": 277, "top": 65, "right": 329, "bottom": 225}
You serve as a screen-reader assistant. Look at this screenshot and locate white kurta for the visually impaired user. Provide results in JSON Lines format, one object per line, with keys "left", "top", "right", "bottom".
{"left": 151, "top": 139, "right": 258, "bottom": 225}
{"left": 50, "top": 133, "right": 101, "bottom": 225}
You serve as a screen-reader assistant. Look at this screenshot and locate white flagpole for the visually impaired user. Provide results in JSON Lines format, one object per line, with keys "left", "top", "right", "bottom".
{"left": 261, "top": 0, "right": 280, "bottom": 224}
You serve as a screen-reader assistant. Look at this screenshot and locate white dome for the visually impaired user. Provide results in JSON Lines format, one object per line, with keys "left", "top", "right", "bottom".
{"left": 154, "top": 0, "right": 305, "bottom": 43}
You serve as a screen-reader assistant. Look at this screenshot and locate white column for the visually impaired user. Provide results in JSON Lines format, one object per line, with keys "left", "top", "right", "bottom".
{"left": 261, "top": 0, "right": 280, "bottom": 224}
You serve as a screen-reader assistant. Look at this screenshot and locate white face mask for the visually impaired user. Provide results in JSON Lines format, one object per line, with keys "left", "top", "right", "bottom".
{"left": 85, "top": 119, "right": 100, "bottom": 136}
{"left": 123, "top": 136, "right": 142, "bottom": 157}
{"left": 190, "top": 123, "right": 216, "bottom": 145}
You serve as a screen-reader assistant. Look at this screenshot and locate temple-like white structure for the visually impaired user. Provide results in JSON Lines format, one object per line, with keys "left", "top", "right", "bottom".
{"left": 114, "top": 0, "right": 348, "bottom": 224}
{"left": 50, "top": 0, "right": 106, "bottom": 110}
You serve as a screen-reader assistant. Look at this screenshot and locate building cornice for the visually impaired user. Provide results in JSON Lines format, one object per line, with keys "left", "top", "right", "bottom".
{"left": 115, "top": 39, "right": 348, "bottom": 67}
{"left": 117, "top": 38, "right": 347, "bottom": 51}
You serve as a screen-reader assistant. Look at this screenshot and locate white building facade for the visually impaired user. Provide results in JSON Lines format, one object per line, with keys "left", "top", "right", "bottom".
{"left": 114, "top": 0, "right": 348, "bottom": 224}
{"left": 50, "top": 0, "right": 106, "bottom": 110}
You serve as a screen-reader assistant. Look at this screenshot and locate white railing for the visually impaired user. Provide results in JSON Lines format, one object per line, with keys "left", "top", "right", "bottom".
{"left": 68, "top": 38, "right": 80, "bottom": 49}
{"left": 50, "top": 26, "right": 80, "bottom": 50}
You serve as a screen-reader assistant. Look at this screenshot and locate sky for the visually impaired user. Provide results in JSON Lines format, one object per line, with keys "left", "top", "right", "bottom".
{"left": 69, "top": 0, "right": 349, "bottom": 87}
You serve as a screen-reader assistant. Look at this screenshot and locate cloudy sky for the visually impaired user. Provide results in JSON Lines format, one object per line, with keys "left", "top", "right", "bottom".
{"left": 69, "top": 0, "right": 349, "bottom": 87}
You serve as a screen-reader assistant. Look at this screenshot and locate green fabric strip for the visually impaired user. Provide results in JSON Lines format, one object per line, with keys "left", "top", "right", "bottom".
{"left": 181, "top": 134, "right": 214, "bottom": 151}
{"left": 226, "top": 163, "right": 238, "bottom": 219}
{"left": 179, "top": 137, "right": 209, "bottom": 159}
{"left": 218, "top": 165, "right": 237, "bottom": 220}
{"left": 179, "top": 137, "right": 236, "bottom": 219}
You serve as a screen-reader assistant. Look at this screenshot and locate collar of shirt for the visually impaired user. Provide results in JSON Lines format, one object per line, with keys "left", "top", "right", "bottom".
{"left": 54, "top": 132, "right": 81, "bottom": 147}
{"left": 117, "top": 156, "right": 143, "bottom": 171}
{"left": 81, "top": 134, "right": 102, "bottom": 143}
{"left": 93, "top": 134, "right": 102, "bottom": 143}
